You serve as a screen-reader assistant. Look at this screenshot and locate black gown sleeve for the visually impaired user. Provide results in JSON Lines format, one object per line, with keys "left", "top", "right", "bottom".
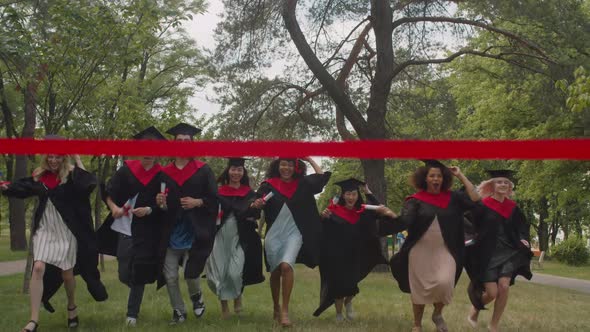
{"left": 70, "top": 166, "right": 97, "bottom": 197}
{"left": 365, "top": 193, "right": 380, "bottom": 205}
{"left": 303, "top": 171, "right": 332, "bottom": 194}
{"left": 454, "top": 190, "right": 479, "bottom": 210}
{"left": 514, "top": 207, "right": 531, "bottom": 242}
{"left": 2, "top": 177, "right": 44, "bottom": 199}
{"left": 200, "top": 166, "right": 218, "bottom": 207}
{"left": 378, "top": 198, "right": 418, "bottom": 236}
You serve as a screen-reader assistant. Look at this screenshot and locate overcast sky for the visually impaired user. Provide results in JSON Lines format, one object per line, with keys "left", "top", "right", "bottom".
{"left": 183, "top": 0, "right": 224, "bottom": 118}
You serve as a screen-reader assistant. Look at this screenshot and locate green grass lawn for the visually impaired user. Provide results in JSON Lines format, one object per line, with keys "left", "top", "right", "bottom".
{"left": 0, "top": 234, "right": 28, "bottom": 262}
{"left": 1, "top": 261, "right": 590, "bottom": 331}
{"left": 532, "top": 259, "right": 590, "bottom": 281}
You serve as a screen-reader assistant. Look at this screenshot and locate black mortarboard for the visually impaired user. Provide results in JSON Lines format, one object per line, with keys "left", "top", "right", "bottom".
{"left": 486, "top": 169, "right": 515, "bottom": 180}
{"left": 228, "top": 158, "right": 248, "bottom": 167}
{"left": 165, "top": 123, "right": 202, "bottom": 137}
{"left": 334, "top": 178, "right": 365, "bottom": 192}
{"left": 421, "top": 159, "right": 447, "bottom": 169}
{"left": 132, "top": 126, "right": 166, "bottom": 140}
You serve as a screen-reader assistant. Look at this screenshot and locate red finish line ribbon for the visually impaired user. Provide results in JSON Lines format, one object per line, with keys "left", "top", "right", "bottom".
{"left": 0, "top": 138, "right": 589, "bottom": 160}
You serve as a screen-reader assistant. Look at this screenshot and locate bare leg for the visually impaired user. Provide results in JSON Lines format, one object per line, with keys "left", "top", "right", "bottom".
{"left": 234, "top": 295, "right": 242, "bottom": 314}
{"left": 432, "top": 303, "right": 448, "bottom": 332}
{"left": 23, "top": 261, "right": 45, "bottom": 331}
{"left": 270, "top": 268, "right": 281, "bottom": 321}
{"left": 279, "top": 263, "right": 294, "bottom": 326}
{"left": 469, "top": 282, "right": 498, "bottom": 326}
{"left": 62, "top": 269, "right": 77, "bottom": 319}
{"left": 220, "top": 300, "right": 230, "bottom": 319}
{"left": 489, "top": 277, "right": 511, "bottom": 332}
{"left": 334, "top": 298, "right": 344, "bottom": 315}
{"left": 412, "top": 303, "right": 425, "bottom": 330}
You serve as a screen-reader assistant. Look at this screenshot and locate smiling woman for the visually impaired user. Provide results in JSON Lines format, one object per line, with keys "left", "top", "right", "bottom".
{"left": 378, "top": 160, "right": 480, "bottom": 332}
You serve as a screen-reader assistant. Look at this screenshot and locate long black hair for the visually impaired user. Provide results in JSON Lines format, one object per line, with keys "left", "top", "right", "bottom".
{"left": 217, "top": 165, "right": 250, "bottom": 186}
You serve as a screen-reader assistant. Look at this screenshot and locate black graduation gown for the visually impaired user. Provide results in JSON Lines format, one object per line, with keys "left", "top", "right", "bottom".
{"left": 464, "top": 204, "right": 533, "bottom": 309}
{"left": 157, "top": 162, "right": 218, "bottom": 288}
{"left": 96, "top": 163, "right": 165, "bottom": 285}
{"left": 2, "top": 167, "right": 108, "bottom": 309}
{"left": 379, "top": 190, "right": 477, "bottom": 293}
{"left": 217, "top": 189, "right": 265, "bottom": 286}
{"left": 313, "top": 193, "right": 387, "bottom": 317}
{"left": 257, "top": 172, "right": 331, "bottom": 271}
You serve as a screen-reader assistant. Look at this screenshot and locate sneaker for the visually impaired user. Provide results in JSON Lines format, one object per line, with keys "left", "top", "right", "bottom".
{"left": 125, "top": 317, "right": 137, "bottom": 327}
{"left": 345, "top": 302, "right": 355, "bottom": 320}
{"left": 336, "top": 313, "right": 345, "bottom": 322}
{"left": 169, "top": 309, "right": 186, "bottom": 325}
{"left": 191, "top": 292, "right": 205, "bottom": 318}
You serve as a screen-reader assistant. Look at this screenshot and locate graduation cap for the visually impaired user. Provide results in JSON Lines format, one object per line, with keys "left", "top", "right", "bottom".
{"left": 486, "top": 169, "right": 515, "bottom": 180}
{"left": 334, "top": 178, "right": 365, "bottom": 192}
{"left": 132, "top": 126, "right": 166, "bottom": 140}
{"left": 165, "top": 123, "right": 202, "bottom": 137}
{"left": 227, "top": 157, "right": 249, "bottom": 167}
{"left": 421, "top": 159, "right": 447, "bottom": 169}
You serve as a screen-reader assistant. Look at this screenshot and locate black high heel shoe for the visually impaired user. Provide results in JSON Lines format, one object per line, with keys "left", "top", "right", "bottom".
{"left": 67, "top": 305, "right": 79, "bottom": 328}
{"left": 22, "top": 320, "right": 38, "bottom": 332}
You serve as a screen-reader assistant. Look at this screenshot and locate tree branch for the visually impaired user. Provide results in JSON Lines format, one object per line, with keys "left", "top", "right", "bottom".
{"left": 391, "top": 16, "right": 553, "bottom": 62}
{"left": 282, "top": 0, "right": 367, "bottom": 136}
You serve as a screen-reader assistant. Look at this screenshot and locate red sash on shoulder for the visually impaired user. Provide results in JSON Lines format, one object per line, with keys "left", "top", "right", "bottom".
{"left": 39, "top": 171, "right": 61, "bottom": 189}
{"left": 264, "top": 177, "right": 299, "bottom": 199}
{"left": 482, "top": 196, "right": 516, "bottom": 219}
{"left": 407, "top": 190, "right": 451, "bottom": 209}
{"left": 328, "top": 201, "right": 364, "bottom": 225}
{"left": 162, "top": 160, "right": 205, "bottom": 186}
{"left": 125, "top": 160, "right": 161, "bottom": 186}
{"left": 218, "top": 184, "right": 251, "bottom": 197}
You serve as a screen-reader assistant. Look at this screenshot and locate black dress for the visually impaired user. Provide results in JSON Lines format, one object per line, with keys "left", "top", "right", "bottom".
{"left": 464, "top": 197, "right": 533, "bottom": 309}
{"left": 3, "top": 166, "right": 108, "bottom": 310}
{"left": 97, "top": 160, "right": 166, "bottom": 285}
{"left": 313, "top": 194, "right": 386, "bottom": 316}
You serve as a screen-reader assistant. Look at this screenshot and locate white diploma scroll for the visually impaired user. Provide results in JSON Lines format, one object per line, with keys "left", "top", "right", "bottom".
{"left": 262, "top": 191, "right": 274, "bottom": 202}
{"left": 362, "top": 204, "right": 379, "bottom": 210}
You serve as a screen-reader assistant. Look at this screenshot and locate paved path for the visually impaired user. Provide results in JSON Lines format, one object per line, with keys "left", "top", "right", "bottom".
{"left": 520, "top": 272, "right": 590, "bottom": 294}
{"left": 0, "top": 256, "right": 116, "bottom": 277}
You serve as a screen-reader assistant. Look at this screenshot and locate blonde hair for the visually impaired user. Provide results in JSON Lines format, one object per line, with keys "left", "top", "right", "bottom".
{"left": 477, "top": 178, "right": 515, "bottom": 198}
{"left": 32, "top": 155, "right": 72, "bottom": 184}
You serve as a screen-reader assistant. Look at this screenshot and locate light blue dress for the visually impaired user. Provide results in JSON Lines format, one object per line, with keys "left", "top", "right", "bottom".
{"left": 205, "top": 213, "right": 245, "bottom": 300}
{"left": 264, "top": 203, "right": 303, "bottom": 272}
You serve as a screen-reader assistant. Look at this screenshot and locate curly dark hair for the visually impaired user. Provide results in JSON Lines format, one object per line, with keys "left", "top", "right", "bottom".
{"left": 411, "top": 166, "right": 453, "bottom": 191}
{"left": 265, "top": 158, "right": 307, "bottom": 179}
{"left": 336, "top": 189, "right": 364, "bottom": 209}
{"left": 217, "top": 166, "right": 250, "bottom": 186}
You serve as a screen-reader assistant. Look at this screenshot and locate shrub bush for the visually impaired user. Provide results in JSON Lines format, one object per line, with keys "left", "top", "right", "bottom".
{"left": 552, "top": 237, "right": 590, "bottom": 266}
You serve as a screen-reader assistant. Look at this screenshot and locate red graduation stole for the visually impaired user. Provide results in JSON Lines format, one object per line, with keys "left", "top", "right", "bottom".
{"left": 162, "top": 160, "right": 205, "bottom": 186}
{"left": 328, "top": 200, "right": 364, "bottom": 225}
{"left": 263, "top": 177, "right": 300, "bottom": 199}
{"left": 125, "top": 160, "right": 161, "bottom": 186}
{"left": 218, "top": 184, "right": 251, "bottom": 197}
{"left": 407, "top": 190, "right": 451, "bottom": 209}
{"left": 482, "top": 196, "right": 516, "bottom": 219}
{"left": 39, "top": 171, "right": 61, "bottom": 189}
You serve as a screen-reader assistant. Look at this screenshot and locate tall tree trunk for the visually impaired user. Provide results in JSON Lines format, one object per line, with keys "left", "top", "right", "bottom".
{"left": 361, "top": 158, "right": 389, "bottom": 271}
{"left": 537, "top": 197, "right": 550, "bottom": 252}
